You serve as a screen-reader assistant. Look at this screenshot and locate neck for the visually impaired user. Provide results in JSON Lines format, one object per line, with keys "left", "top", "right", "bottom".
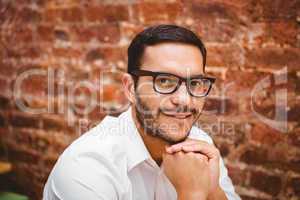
{"left": 131, "top": 107, "right": 171, "bottom": 166}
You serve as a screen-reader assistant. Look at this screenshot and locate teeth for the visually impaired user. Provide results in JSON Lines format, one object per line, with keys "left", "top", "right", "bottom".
{"left": 163, "top": 112, "right": 191, "bottom": 118}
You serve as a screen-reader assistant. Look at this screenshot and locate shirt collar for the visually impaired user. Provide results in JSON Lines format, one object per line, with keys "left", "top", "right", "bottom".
{"left": 118, "top": 107, "right": 152, "bottom": 172}
{"left": 118, "top": 107, "right": 206, "bottom": 172}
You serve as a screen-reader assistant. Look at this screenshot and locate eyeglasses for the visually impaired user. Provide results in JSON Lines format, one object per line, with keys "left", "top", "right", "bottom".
{"left": 130, "top": 69, "right": 215, "bottom": 97}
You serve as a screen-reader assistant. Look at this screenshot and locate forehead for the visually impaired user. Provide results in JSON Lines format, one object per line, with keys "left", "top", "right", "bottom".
{"left": 140, "top": 42, "right": 204, "bottom": 76}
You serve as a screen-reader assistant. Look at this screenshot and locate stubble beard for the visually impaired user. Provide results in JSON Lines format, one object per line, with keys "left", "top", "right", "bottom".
{"left": 135, "top": 94, "right": 193, "bottom": 144}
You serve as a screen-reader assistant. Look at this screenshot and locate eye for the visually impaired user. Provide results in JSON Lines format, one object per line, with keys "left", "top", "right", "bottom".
{"left": 155, "top": 75, "right": 178, "bottom": 89}
{"left": 159, "top": 78, "right": 171, "bottom": 84}
{"left": 190, "top": 79, "right": 203, "bottom": 87}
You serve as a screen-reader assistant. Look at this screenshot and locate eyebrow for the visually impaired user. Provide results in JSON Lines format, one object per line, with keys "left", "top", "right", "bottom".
{"left": 151, "top": 71, "right": 207, "bottom": 79}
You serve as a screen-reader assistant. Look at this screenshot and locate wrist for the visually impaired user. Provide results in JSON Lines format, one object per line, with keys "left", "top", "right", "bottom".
{"left": 208, "top": 186, "right": 227, "bottom": 200}
{"left": 177, "top": 190, "right": 208, "bottom": 200}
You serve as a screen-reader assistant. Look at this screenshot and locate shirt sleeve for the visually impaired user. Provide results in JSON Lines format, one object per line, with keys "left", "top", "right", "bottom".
{"left": 219, "top": 158, "right": 241, "bottom": 200}
{"left": 43, "top": 151, "right": 125, "bottom": 200}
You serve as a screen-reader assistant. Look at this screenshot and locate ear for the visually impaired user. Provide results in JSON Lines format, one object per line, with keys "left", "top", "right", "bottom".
{"left": 122, "top": 73, "right": 136, "bottom": 104}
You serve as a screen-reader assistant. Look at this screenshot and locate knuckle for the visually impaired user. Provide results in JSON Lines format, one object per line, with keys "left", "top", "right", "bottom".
{"left": 214, "top": 148, "right": 221, "bottom": 156}
{"left": 175, "top": 151, "right": 184, "bottom": 157}
{"left": 186, "top": 152, "right": 194, "bottom": 156}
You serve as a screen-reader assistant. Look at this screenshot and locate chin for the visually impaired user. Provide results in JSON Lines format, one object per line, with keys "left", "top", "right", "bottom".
{"left": 160, "top": 127, "right": 191, "bottom": 143}
{"left": 156, "top": 115, "right": 195, "bottom": 142}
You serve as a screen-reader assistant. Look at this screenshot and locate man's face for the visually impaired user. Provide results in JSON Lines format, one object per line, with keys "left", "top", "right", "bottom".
{"left": 132, "top": 42, "right": 206, "bottom": 144}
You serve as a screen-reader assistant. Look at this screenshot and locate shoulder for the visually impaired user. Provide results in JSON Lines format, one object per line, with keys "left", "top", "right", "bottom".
{"left": 61, "top": 114, "right": 130, "bottom": 172}
{"left": 65, "top": 115, "right": 128, "bottom": 161}
{"left": 43, "top": 115, "right": 130, "bottom": 199}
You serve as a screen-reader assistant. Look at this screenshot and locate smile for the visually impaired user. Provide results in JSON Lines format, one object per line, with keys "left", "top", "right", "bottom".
{"left": 162, "top": 112, "right": 192, "bottom": 119}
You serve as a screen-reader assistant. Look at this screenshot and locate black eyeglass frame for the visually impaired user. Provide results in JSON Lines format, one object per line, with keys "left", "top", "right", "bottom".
{"left": 130, "top": 69, "right": 216, "bottom": 97}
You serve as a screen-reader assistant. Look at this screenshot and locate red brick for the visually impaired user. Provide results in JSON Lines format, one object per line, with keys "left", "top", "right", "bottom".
{"left": 287, "top": 128, "right": 300, "bottom": 147}
{"left": 101, "top": 84, "right": 120, "bottom": 102}
{"left": 266, "top": 22, "right": 298, "bottom": 47}
{"left": 243, "top": 21, "right": 300, "bottom": 47}
{"left": 286, "top": 176, "right": 300, "bottom": 197}
{"left": 288, "top": 104, "right": 300, "bottom": 122}
{"left": 85, "top": 5, "right": 129, "bottom": 22}
{"left": 19, "top": 7, "right": 41, "bottom": 23}
{"left": 7, "top": 146, "right": 40, "bottom": 164}
{"left": 250, "top": 123, "right": 284, "bottom": 145}
{"left": 0, "top": 60, "right": 17, "bottom": 77}
{"left": 192, "top": 18, "right": 242, "bottom": 43}
{"left": 249, "top": 170, "right": 282, "bottom": 195}
{"left": 42, "top": 115, "right": 75, "bottom": 134}
{"left": 70, "top": 84, "right": 97, "bottom": 115}
{"left": 8, "top": 113, "right": 41, "bottom": 129}
{"left": 52, "top": 47, "right": 82, "bottom": 58}
{"left": 240, "top": 146, "right": 300, "bottom": 173}
{"left": 183, "top": 0, "right": 247, "bottom": 23}
{"left": 14, "top": 26, "right": 34, "bottom": 42}
{"left": 225, "top": 70, "right": 272, "bottom": 92}
{"left": 120, "top": 23, "right": 145, "bottom": 41}
{"left": 203, "top": 97, "right": 238, "bottom": 115}
{"left": 54, "top": 29, "right": 70, "bottom": 41}
{"left": 229, "top": 71, "right": 296, "bottom": 119}
{"left": 200, "top": 120, "right": 245, "bottom": 143}
{"left": 240, "top": 195, "right": 270, "bottom": 200}
{"left": 14, "top": 71, "right": 48, "bottom": 97}
{"left": 61, "top": 7, "right": 83, "bottom": 22}
{"left": 37, "top": 25, "right": 54, "bottom": 42}
{"left": 49, "top": 133, "right": 73, "bottom": 154}
{"left": 73, "top": 23, "right": 121, "bottom": 43}
{"left": 206, "top": 45, "right": 244, "bottom": 67}
{"left": 86, "top": 105, "right": 105, "bottom": 121}
{"left": 13, "top": 95, "right": 49, "bottom": 113}
{"left": 240, "top": 147, "right": 268, "bottom": 165}
{"left": 10, "top": 129, "right": 50, "bottom": 152}
{"left": 227, "top": 163, "right": 248, "bottom": 186}
{"left": 0, "top": 114, "right": 5, "bottom": 127}
{"left": 44, "top": 8, "right": 65, "bottom": 23}
{"left": 213, "top": 139, "right": 231, "bottom": 157}
{"left": 245, "top": 47, "right": 300, "bottom": 70}
{"left": 0, "top": 2, "right": 17, "bottom": 25}
{"left": 45, "top": 0, "right": 81, "bottom": 7}
{"left": 93, "top": 47, "right": 127, "bottom": 62}
{"left": 16, "top": 0, "right": 46, "bottom": 6}
{"left": 43, "top": 153, "right": 59, "bottom": 170}
{"left": 0, "top": 78, "right": 10, "bottom": 96}
{"left": 216, "top": 142, "right": 229, "bottom": 157}
{"left": 248, "top": 0, "right": 299, "bottom": 22}
{"left": 133, "top": 2, "right": 182, "bottom": 23}
{"left": 85, "top": 49, "right": 104, "bottom": 62}
{"left": 0, "top": 95, "right": 11, "bottom": 110}
{"left": 18, "top": 46, "right": 42, "bottom": 59}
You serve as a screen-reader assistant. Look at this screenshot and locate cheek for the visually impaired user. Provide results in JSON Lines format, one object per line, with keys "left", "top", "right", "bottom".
{"left": 136, "top": 86, "right": 162, "bottom": 110}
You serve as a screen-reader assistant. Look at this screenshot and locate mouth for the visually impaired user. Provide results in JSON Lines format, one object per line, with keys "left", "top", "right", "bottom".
{"left": 162, "top": 112, "right": 192, "bottom": 119}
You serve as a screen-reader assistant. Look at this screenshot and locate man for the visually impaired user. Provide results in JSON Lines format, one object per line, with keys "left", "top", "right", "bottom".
{"left": 43, "top": 24, "right": 241, "bottom": 200}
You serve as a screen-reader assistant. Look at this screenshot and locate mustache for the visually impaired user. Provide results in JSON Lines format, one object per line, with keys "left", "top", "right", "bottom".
{"left": 160, "top": 106, "right": 198, "bottom": 114}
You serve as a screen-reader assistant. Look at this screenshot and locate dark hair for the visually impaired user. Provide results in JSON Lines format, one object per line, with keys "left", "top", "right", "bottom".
{"left": 127, "top": 24, "right": 207, "bottom": 74}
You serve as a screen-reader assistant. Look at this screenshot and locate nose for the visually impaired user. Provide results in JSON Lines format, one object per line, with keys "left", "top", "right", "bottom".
{"left": 170, "top": 82, "right": 191, "bottom": 106}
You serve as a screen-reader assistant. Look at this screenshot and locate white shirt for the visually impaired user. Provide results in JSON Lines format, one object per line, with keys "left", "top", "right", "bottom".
{"left": 43, "top": 107, "right": 241, "bottom": 200}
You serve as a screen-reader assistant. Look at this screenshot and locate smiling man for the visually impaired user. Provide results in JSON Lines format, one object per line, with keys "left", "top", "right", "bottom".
{"left": 43, "top": 25, "right": 240, "bottom": 200}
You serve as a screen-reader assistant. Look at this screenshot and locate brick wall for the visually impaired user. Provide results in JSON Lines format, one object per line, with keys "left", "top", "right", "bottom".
{"left": 0, "top": 0, "right": 299, "bottom": 199}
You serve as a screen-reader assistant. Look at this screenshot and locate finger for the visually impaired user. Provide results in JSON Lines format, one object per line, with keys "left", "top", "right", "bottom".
{"left": 182, "top": 143, "right": 220, "bottom": 160}
{"left": 170, "top": 140, "right": 210, "bottom": 151}
{"left": 165, "top": 146, "right": 173, "bottom": 154}
{"left": 194, "top": 153, "right": 209, "bottom": 163}
{"left": 166, "top": 140, "right": 198, "bottom": 153}
{"left": 175, "top": 151, "right": 184, "bottom": 156}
